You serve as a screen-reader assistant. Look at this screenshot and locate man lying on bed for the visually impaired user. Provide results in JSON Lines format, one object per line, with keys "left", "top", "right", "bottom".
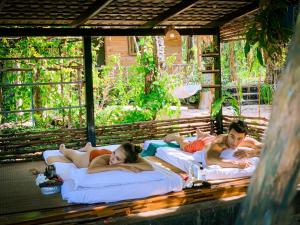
{"left": 47, "top": 142, "right": 153, "bottom": 173}
{"left": 164, "top": 120, "right": 262, "bottom": 169}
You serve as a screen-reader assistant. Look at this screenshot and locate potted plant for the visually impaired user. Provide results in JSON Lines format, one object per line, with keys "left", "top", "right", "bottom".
{"left": 35, "top": 168, "right": 64, "bottom": 195}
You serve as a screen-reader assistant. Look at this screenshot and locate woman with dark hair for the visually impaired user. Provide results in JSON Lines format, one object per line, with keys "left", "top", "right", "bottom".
{"left": 47, "top": 142, "right": 153, "bottom": 173}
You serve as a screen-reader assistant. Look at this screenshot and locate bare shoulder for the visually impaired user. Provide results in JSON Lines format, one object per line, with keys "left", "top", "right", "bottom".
{"left": 89, "top": 154, "right": 110, "bottom": 168}
{"left": 208, "top": 134, "right": 228, "bottom": 152}
{"left": 212, "top": 134, "right": 228, "bottom": 147}
{"left": 243, "top": 136, "right": 261, "bottom": 144}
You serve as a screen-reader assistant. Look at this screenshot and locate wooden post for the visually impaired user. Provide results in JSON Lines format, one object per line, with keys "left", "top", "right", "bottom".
{"left": 213, "top": 32, "right": 223, "bottom": 134}
{"left": 229, "top": 41, "right": 237, "bottom": 81}
{"left": 0, "top": 61, "right": 3, "bottom": 123}
{"left": 77, "top": 68, "right": 83, "bottom": 128}
{"left": 83, "top": 36, "right": 96, "bottom": 146}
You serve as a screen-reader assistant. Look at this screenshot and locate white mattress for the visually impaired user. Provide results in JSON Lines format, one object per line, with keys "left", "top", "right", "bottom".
{"left": 144, "top": 140, "right": 260, "bottom": 181}
{"left": 43, "top": 145, "right": 183, "bottom": 203}
{"left": 61, "top": 161, "right": 182, "bottom": 204}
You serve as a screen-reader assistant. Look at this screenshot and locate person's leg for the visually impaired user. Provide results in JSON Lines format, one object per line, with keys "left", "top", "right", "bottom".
{"left": 78, "top": 142, "right": 93, "bottom": 152}
{"left": 47, "top": 155, "right": 72, "bottom": 164}
{"left": 59, "top": 144, "right": 91, "bottom": 168}
{"left": 196, "top": 128, "right": 212, "bottom": 139}
{"left": 163, "top": 134, "right": 189, "bottom": 150}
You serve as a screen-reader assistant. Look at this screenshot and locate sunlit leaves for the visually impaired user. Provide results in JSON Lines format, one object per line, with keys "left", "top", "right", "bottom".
{"left": 0, "top": 37, "right": 84, "bottom": 127}
{"left": 244, "top": 0, "right": 294, "bottom": 66}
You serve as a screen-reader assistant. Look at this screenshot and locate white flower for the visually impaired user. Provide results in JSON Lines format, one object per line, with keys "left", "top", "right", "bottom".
{"left": 35, "top": 174, "right": 48, "bottom": 186}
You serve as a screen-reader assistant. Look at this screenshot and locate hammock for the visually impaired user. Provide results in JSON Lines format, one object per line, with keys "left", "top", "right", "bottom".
{"left": 172, "top": 68, "right": 202, "bottom": 99}
{"left": 172, "top": 84, "right": 201, "bottom": 99}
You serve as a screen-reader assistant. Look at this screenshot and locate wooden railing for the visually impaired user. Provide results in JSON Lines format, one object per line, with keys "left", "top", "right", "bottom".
{"left": 0, "top": 115, "right": 269, "bottom": 163}
{"left": 223, "top": 115, "right": 269, "bottom": 141}
{"left": 95, "top": 116, "right": 214, "bottom": 146}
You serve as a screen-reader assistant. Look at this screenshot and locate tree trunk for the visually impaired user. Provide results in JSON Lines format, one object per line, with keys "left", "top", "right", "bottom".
{"left": 236, "top": 13, "right": 300, "bottom": 225}
{"left": 229, "top": 41, "right": 237, "bottom": 81}
{"left": 33, "top": 65, "right": 43, "bottom": 117}
{"left": 0, "top": 61, "right": 4, "bottom": 123}
{"left": 155, "top": 36, "right": 165, "bottom": 67}
{"left": 144, "top": 37, "right": 157, "bottom": 95}
{"left": 264, "top": 56, "right": 273, "bottom": 84}
{"left": 187, "top": 35, "right": 194, "bottom": 63}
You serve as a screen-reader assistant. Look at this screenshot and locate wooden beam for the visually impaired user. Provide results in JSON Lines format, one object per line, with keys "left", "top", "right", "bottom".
{"left": 0, "top": 0, "right": 8, "bottom": 12}
{"left": 70, "top": 0, "right": 114, "bottom": 28}
{"left": 141, "top": 0, "right": 199, "bottom": 28}
{"left": 0, "top": 28, "right": 218, "bottom": 37}
{"left": 205, "top": 1, "right": 259, "bottom": 27}
{"left": 83, "top": 36, "right": 96, "bottom": 146}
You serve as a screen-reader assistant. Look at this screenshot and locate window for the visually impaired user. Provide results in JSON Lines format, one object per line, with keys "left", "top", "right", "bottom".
{"left": 128, "top": 36, "right": 140, "bottom": 56}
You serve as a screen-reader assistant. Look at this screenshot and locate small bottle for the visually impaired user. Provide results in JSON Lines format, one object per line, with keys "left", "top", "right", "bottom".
{"left": 198, "top": 162, "right": 207, "bottom": 181}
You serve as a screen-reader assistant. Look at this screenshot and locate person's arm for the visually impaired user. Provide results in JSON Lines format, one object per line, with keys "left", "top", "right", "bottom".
{"left": 87, "top": 164, "right": 139, "bottom": 173}
{"left": 87, "top": 157, "right": 153, "bottom": 174}
{"left": 206, "top": 136, "right": 251, "bottom": 169}
{"left": 234, "top": 137, "right": 263, "bottom": 158}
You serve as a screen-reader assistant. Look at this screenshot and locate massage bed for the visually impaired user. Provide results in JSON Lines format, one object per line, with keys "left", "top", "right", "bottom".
{"left": 143, "top": 138, "right": 260, "bottom": 181}
{"left": 43, "top": 144, "right": 184, "bottom": 204}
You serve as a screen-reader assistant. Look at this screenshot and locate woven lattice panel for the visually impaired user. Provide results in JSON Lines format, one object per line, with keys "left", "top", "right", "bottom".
{"left": 222, "top": 115, "right": 268, "bottom": 141}
{"left": 0, "top": 0, "right": 94, "bottom": 25}
{"left": 89, "top": 0, "right": 182, "bottom": 26}
{"left": 220, "top": 9, "right": 258, "bottom": 42}
{"left": 0, "top": 128, "right": 88, "bottom": 163}
{"left": 0, "top": 115, "right": 268, "bottom": 163}
{"left": 164, "top": 1, "right": 251, "bottom": 26}
{"left": 95, "top": 116, "right": 215, "bottom": 146}
{"left": 0, "top": 0, "right": 257, "bottom": 29}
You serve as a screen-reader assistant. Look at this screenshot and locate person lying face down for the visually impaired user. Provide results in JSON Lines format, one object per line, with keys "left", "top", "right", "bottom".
{"left": 46, "top": 142, "right": 153, "bottom": 173}
{"left": 164, "top": 120, "right": 262, "bottom": 169}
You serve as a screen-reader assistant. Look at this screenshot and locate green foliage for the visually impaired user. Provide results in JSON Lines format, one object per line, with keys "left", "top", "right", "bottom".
{"left": 92, "top": 37, "right": 180, "bottom": 125}
{"left": 244, "top": 0, "right": 295, "bottom": 66}
{"left": 0, "top": 37, "right": 85, "bottom": 128}
{"left": 211, "top": 92, "right": 241, "bottom": 119}
{"left": 221, "top": 40, "right": 266, "bottom": 86}
{"left": 180, "top": 93, "right": 200, "bottom": 106}
{"left": 95, "top": 106, "right": 153, "bottom": 125}
{"left": 260, "top": 83, "right": 275, "bottom": 104}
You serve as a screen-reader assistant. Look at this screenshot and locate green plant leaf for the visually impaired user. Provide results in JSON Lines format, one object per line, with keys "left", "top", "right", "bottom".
{"left": 244, "top": 41, "right": 251, "bottom": 57}
{"left": 256, "top": 48, "right": 264, "bottom": 66}
{"left": 211, "top": 97, "right": 225, "bottom": 119}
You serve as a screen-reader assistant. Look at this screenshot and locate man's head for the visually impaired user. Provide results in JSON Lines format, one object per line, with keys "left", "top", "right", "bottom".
{"left": 227, "top": 120, "right": 248, "bottom": 149}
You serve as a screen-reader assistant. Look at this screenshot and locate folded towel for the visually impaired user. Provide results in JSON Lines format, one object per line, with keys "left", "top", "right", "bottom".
{"left": 141, "top": 142, "right": 180, "bottom": 157}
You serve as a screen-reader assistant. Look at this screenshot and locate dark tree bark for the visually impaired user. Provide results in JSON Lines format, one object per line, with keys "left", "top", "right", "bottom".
{"left": 0, "top": 61, "right": 4, "bottom": 123}
{"left": 236, "top": 13, "right": 300, "bottom": 225}
{"left": 229, "top": 42, "right": 237, "bottom": 82}
{"left": 187, "top": 35, "right": 194, "bottom": 63}
{"left": 33, "top": 65, "right": 43, "bottom": 117}
{"left": 144, "top": 37, "right": 158, "bottom": 95}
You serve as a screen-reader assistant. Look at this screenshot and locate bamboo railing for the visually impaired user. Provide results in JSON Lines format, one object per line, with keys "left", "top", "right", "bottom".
{"left": 0, "top": 115, "right": 269, "bottom": 163}
{"left": 95, "top": 116, "right": 214, "bottom": 146}
{"left": 0, "top": 128, "right": 87, "bottom": 163}
{"left": 222, "top": 115, "right": 268, "bottom": 141}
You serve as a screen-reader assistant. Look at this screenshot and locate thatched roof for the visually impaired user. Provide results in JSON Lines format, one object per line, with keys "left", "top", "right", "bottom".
{"left": 0, "top": 0, "right": 258, "bottom": 39}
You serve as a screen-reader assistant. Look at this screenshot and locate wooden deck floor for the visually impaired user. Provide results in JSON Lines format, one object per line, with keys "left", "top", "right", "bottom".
{"left": 0, "top": 161, "right": 72, "bottom": 215}
{"left": 0, "top": 161, "right": 254, "bottom": 225}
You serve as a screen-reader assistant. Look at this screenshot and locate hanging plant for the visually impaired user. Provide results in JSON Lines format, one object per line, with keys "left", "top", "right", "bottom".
{"left": 244, "top": 0, "right": 297, "bottom": 66}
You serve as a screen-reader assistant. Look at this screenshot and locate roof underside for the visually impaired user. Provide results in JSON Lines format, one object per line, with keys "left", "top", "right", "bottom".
{"left": 0, "top": 0, "right": 258, "bottom": 40}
